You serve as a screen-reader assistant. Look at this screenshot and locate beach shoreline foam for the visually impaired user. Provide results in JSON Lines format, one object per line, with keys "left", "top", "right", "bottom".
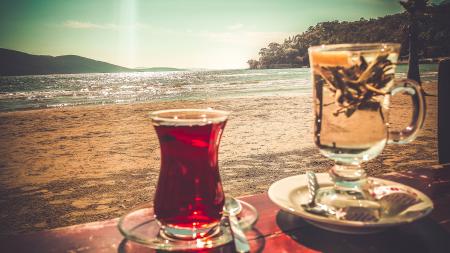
{"left": 0, "top": 83, "right": 437, "bottom": 234}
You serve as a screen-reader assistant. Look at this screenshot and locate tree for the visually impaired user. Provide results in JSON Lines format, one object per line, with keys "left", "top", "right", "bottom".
{"left": 399, "top": 0, "right": 429, "bottom": 86}
{"left": 247, "top": 59, "right": 259, "bottom": 69}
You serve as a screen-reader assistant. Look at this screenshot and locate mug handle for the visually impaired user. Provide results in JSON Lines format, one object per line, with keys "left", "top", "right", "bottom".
{"left": 387, "top": 78, "right": 426, "bottom": 144}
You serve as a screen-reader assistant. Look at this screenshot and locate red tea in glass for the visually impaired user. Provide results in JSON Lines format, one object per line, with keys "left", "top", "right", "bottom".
{"left": 150, "top": 109, "right": 229, "bottom": 239}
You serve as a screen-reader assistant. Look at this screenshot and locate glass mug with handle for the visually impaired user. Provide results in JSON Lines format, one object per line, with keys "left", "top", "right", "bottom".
{"left": 308, "top": 43, "right": 425, "bottom": 213}
{"left": 150, "top": 108, "right": 229, "bottom": 240}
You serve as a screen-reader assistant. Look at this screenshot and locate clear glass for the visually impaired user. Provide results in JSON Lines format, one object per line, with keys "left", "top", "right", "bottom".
{"left": 117, "top": 199, "right": 259, "bottom": 250}
{"left": 308, "top": 43, "right": 425, "bottom": 215}
{"left": 150, "top": 108, "right": 229, "bottom": 240}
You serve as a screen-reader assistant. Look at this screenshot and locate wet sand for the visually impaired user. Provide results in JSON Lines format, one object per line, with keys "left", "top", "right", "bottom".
{"left": 0, "top": 83, "right": 437, "bottom": 234}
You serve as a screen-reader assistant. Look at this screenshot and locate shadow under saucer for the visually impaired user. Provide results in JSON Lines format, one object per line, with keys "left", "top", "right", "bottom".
{"left": 276, "top": 210, "right": 450, "bottom": 253}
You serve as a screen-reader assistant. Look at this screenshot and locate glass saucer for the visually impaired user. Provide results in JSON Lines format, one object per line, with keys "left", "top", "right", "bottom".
{"left": 117, "top": 200, "right": 258, "bottom": 251}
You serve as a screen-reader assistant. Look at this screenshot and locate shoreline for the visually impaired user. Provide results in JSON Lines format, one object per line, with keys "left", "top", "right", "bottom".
{"left": 0, "top": 83, "right": 437, "bottom": 234}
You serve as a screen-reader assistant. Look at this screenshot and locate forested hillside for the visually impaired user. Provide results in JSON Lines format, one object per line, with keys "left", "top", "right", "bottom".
{"left": 248, "top": 2, "right": 450, "bottom": 69}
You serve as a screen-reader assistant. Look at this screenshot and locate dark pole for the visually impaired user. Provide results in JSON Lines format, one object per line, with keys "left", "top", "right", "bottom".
{"left": 438, "top": 59, "right": 450, "bottom": 164}
{"left": 407, "top": 14, "right": 422, "bottom": 84}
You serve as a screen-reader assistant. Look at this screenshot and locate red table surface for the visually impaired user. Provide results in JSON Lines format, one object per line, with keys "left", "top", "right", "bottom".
{"left": 1, "top": 164, "right": 449, "bottom": 253}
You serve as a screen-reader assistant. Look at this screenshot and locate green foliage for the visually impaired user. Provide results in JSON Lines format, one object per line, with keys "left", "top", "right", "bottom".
{"left": 248, "top": 2, "right": 450, "bottom": 69}
{"left": 400, "top": 0, "right": 429, "bottom": 15}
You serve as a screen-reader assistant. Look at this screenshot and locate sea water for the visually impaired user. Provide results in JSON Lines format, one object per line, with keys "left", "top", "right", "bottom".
{"left": 0, "top": 66, "right": 437, "bottom": 112}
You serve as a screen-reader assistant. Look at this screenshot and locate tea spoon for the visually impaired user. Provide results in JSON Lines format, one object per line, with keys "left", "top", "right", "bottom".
{"left": 301, "top": 171, "right": 333, "bottom": 216}
{"left": 302, "top": 171, "right": 379, "bottom": 222}
{"left": 223, "top": 197, "right": 250, "bottom": 253}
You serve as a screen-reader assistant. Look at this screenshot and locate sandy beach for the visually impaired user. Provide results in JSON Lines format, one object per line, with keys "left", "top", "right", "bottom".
{"left": 0, "top": 83, "right": 437, "bottom": 234}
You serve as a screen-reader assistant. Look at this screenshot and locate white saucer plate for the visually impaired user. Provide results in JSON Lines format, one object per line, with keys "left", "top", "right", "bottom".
{"left": 268, "top": 173, "right": 433, "bottom": 234}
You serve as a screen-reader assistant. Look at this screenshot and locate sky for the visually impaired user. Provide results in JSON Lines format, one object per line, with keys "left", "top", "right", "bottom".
{"left": 0, "top": 0, "right": 445, "bottom": 69}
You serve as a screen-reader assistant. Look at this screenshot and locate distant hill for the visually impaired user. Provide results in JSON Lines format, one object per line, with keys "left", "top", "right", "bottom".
{"left": 0, "top": 48, "right": 184, "bottom": 76}
{"left": 134, "top": 67, "right": 186, "bottom": 72}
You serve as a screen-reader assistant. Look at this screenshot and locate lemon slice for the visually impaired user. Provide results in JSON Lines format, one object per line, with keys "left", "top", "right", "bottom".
{"left": 311, "top": 51, "right": 351, "bottom": 67}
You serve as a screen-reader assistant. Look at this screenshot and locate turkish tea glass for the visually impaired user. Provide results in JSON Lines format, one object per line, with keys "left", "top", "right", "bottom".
{"left": 308, "top": 43, "right": 425, "bottom": 213}
{"left": 150, "top": 109, "right": 229, "bottom": 240}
